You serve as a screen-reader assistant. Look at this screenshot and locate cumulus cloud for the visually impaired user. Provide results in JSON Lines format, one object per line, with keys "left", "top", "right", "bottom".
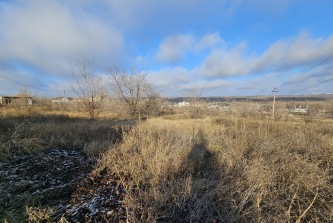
{"left": 0, "top": 0, "right": 329, "bottom": 97}
{"left": 193, "top": 33, "right": 225, "bottom": 52}
{"left": 155, "top": 33, "right": 224, "bottom": 64}
{"left": 251, "top": 32, "right": 333, "bottom": 73}
{"left": 198, "top": 42, "right": 251, "bottom": 78}
{"left": 146, "top": 31, "right": 333, "bottom": 96}
{"left": 146, "top": 64, "right": 293, "bottom": 96}
{"left": 147, "top": 67, "right": 194, "bottom": 95}
{"left": 196, "top": 32, "right": 333, "bottom": 79}
{"left": 147, "top": 66, "right": 234, "bottom": 96}
{"left": 155, "top": 35, "right": 194, "bottom": 64}
{"left": 0, "top": 0, "right": 124, "bottom": 75}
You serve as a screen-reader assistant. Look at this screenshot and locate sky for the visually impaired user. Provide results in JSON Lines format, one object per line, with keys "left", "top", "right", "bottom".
{"left": 0, "top": 0, "right": 333, "bottom": 97}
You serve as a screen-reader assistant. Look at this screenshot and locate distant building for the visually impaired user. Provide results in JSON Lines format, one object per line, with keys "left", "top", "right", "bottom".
{"left": 0, "top": 94, "right": 33, "bottom": 105}
{"left": 208, "top": 104, "right": 221, "bottom": 110}
{"left": 175, "top": 101, "right": 190, "bottom": 107}
{"left": 89, "top": 95, "right": 110, "bottom": 103}
{"left": 51, "top": 97, "right": 73, "bottom": 103}
{"left": 74, "top": 98, "right": 86, "bottom": 103}
{"left": 290, "top": 108, "right": 309, "bottom": 114}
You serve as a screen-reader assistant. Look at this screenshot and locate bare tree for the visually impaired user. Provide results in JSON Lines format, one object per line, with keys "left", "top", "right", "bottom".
{"left": 143, "top": 84, "right": 162, "bottom": 116}
{"left": 19, "top": 86, "right": 33, "bottom": 108}
{"left": 107, "top": 67, "right": 158, "bottom": 117}
{"left": 69, "top": 58, "right": 105, "bottom": 119}
{"left": 183, "top": 87, "right": 204, "bottom": 118}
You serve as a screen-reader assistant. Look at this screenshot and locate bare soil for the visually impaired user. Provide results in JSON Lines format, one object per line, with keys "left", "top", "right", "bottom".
{"left": 0, "top": 149, "right": 95, "bottom": 222}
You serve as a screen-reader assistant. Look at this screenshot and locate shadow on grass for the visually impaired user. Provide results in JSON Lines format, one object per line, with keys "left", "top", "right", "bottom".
{"left": 160, "top": 130, "right": 224, "bottom": 223}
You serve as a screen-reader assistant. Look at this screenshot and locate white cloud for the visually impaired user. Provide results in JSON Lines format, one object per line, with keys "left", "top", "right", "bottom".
{"left": 193, "top": 33, "right": 225, "bottom": 52}
{"left": 155, "top": 35, "right": 194, "bottom": 64}
{"left": 180, "top": 79, "right": 231, "bottom": 93}
{"left": 155, "top": 33, "right": 225, "bottom": 64}
{"left": 0, "top": 1, "right": 329, "bottom": 97}
{"left": 146, "top": 31, "right": 333, "bottom": 96}
{"left": 146, "top": 64, "right": 291, "bottom": 97}
{"left": 0, "top": 0, "right": 124, "bottom": 75}
{"left": 148, "top": 67, "right": 193, "bottom": 87}
{"left": 252, "top": 32, "right": 333, "bottom": 73}
{"left": 147, "top": 66, "right": 234, "bottom": 97}
{"left": 196, "top": 32, "right": 333, "bottom": 79}
{"left": 198, "top": 42, "right": 251, "bottom": 78}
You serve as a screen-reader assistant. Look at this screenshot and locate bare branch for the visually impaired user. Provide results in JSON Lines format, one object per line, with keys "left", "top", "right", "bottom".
{"left": 68, "top": 58, "right": 106, "bottom": 119}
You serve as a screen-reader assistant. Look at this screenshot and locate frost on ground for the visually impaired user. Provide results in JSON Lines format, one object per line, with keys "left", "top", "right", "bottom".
{"left": 0, "top": 149, "right": 96, "bottom": 222}
{"left": 0, "top": 148, "right": 133, "bottom": 222}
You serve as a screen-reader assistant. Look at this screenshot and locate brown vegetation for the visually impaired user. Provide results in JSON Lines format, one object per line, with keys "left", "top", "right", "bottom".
{"left": 1, "top": 98, "right": 333, "bottom": 222}
{"left": 0, "top": 107, "right": 132, "bottom": 161}
{"left": 96, "top": 116, "right": 333, "bottom": 222}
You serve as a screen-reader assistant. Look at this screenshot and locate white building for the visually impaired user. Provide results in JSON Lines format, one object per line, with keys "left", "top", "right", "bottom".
{"left": 51, "top": 97, "right": 73, "bottom": 103}
{"left": 175, "top": 101, "right": 190, "bottom": 107}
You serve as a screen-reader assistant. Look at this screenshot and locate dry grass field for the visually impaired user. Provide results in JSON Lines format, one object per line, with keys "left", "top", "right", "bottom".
{"left": 96, "top": 116, "right": 333, "bottom": 222}
{"left": 1, "top": 100, "right": 333, "bottom": 222}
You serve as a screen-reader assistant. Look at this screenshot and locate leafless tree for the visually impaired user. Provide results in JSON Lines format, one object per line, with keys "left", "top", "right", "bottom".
{"left": 183, "top": 87, "right": 204, "bottom": 118}
{"left": 143, "top": 85, "right": 163, "bottom": 116}
{"left": 107, "top": 66, "right": 159, "bottom": 117}
{"left": 69, "top": 58, "right": 105, "bottom": 119}
{"left": 19, "top": 86, "right": 33, "bottom": 108}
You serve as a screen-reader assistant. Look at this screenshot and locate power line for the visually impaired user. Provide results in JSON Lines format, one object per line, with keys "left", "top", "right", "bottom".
{"left": 279, "top": 53, "right": 333, "bottom": 89}
{"left": 0, "top": 72, "right": 74, "bottom": 94}
{"left": 279, "top": 64, "right": 333, "bottom": 93}
{"left": 288, "top": 76, "right": 333, "bottom": 95}
{"left": 0, "top": 73, "right": 57, "bottom": 92}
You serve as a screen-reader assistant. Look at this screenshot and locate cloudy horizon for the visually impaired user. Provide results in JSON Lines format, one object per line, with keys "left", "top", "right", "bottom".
{"left": 0, "top": 0, "right": 333, "bottom": 98}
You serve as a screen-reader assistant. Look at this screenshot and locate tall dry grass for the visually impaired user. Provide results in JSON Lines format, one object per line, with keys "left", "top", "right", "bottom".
{"left": 0, "top": 108, "right": 133, "bottom": 160}
{"left": 2, "top": 103, "right": 333, "bottom": 222}
{"left": 98, "top": 116, "right": 333, "bottom": 222}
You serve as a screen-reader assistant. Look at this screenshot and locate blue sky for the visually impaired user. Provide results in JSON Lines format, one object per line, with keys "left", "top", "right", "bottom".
{"left": 0, "top": 0, "right": 333, "bottom": 97}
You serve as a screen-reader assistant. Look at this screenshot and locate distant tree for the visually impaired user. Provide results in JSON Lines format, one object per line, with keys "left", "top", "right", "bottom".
{"left": 19, "top": 86, "right": 32, "bottom": 108}
{"left": 68, "top": 58, "right": 105, "bottom": 119}
{"left": 107, "top": 66, "right": 159, "bottom": 117}
{"left": 183, "top": 87, "right": 204, "bottom": 118}
{"left": 143, "top": 84, "right": 163, "bottom": 117}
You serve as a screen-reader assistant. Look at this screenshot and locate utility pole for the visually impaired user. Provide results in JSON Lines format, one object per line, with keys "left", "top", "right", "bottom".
{"left": 62, "top": 90, "right": 66, "bottom": 113}
{"left": 272, "top": 87, "right": 278, "bottom": 117}
{"left": 307, "top": 90, "right": 310, "bottom": 110}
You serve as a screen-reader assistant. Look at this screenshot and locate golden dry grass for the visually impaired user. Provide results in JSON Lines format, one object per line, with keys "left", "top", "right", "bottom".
{"left": 1, "top": 102, "right": 333, "bottom": 222}
{"left": 0, "top": 107, "right": 134, "bottom": 160}
{"left": 97, "top": 116, "right": 333, "bottom": 222}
